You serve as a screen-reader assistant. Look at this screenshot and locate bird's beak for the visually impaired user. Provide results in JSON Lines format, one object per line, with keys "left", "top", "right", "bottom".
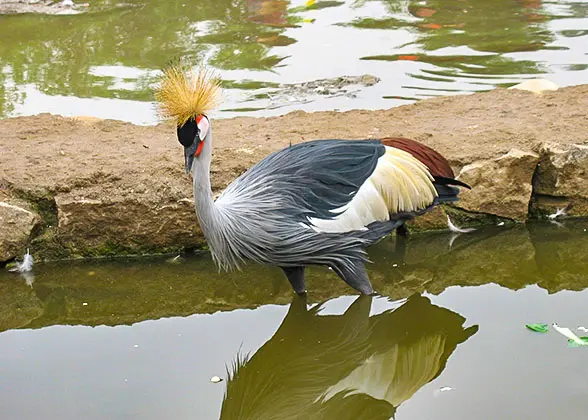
{"left": 184, "top": 141, "right": 199, "bottom": 175}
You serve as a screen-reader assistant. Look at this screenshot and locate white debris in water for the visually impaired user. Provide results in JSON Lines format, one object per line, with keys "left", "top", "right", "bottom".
{"left": 547, "top": 206, "right": 569, "bottom": 220}
{"left": 550, "top": 220, "right": 565, "bottom": 228}
{"left": 9, "top": 249, "right": 34, "bottom": 273}
{"left": 133, "top": 344, "right": 139, "bottom": 348}
{"left": 497, "top": 221, "right": 505, "bottom": 226}
{"left": 22, "top": 272, "right": 35, "bottom": 288}
{"left": 20, "top": 250, "right": 34, "bottom": 272}
{"left": 577, "top": 327, "right": 588, "bottom": 333}
{"left": 210, "top": 376, "right": 223, "bottom": 383}
{"left": 82, "top": 302, "right": 88, "bottom": 306}
{"left": 433, "top": 386, "right": 455, "bottom": 397}
{"left": 166, "top": 254, "right": 183, "bottom": 264}
{"left": 448, "top": 234, "right": 459, "bottom": 249}
{"left": 392, "top": 263, "right": 398, "bottom": 267}
{"left": 447, "top": 216, "right": 476, "bottom": 234}
{"left": 552, "top": 323, "right": 588, "bottom": 346}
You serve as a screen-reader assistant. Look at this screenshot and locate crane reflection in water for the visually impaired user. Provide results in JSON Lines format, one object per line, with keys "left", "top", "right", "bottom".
{"left": 220, "top": 294, "right": 478, "bottom": 419}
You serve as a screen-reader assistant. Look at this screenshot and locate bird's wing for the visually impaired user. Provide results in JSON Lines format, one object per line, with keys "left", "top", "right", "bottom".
{"left": 381, "top": 137, "right": 470, "bottom": 189}
{"left": 381, "top": 137, "right": 454, "bottom": 178}
{"left": 216, "top": 139, "right": 437, "bottom": 234}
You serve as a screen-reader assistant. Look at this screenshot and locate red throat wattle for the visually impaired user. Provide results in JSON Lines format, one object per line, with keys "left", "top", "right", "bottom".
{"left": 195, "top": 115, "right": 205, "bottom": 157}
{"left": 195, "top": 141, "right": 205, "bottom": 157}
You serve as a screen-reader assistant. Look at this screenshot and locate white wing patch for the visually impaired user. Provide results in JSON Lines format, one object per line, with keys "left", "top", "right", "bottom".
{"left": 308, "top": 146, "right": 437, "bottom": 233}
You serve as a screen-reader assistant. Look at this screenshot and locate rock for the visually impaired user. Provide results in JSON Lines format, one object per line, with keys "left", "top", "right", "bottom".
{"left": 530, "top": 195, "right": 571, "bottom": 218}
{"left": 0, "top": 201, "right": 40, "bottom": 262}
{"left": 408, "top": 206, "right": 448, "bottom": 232}
{"left": 55, "top": 192, "right": 203, "bottom": 256}
{"left": 509, "top": 79, "right": 559, "bottom": 94}
{"left": 455, "top": 149, "right": 540, "bottom": 221}
{"left": 532, "top": 143, "right": 588, "bottom": 216}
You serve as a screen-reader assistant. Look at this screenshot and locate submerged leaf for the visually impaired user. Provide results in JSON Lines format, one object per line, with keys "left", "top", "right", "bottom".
{"left": 526, "top": 323, "right": 549, "bottom": 333}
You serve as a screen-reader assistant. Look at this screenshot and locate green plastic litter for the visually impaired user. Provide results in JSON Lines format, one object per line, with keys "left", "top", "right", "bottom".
{"left": 568, "top": 337, "right": 588, "bottom": 348}
{"left": 525, "top": 323, "right": 549, "bottom": 333}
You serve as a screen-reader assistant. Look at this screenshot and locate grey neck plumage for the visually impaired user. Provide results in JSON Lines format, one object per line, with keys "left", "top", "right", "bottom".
{"left": 191, "top": 129, "right": 216, "bottom": 239}
{"left": 190, "top": 129, "right": 236, "bottom": 269}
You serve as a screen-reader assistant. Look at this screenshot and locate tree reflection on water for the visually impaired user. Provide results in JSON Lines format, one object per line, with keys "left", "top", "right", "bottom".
{"left": 0, "top": 0, "right": 585, "bottom": 118}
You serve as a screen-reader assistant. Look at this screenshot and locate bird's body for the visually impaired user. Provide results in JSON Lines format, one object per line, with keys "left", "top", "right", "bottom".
{"left": 201, "top": 140, "right": 415, "bottom": 267}
{"left": 191, "top": 127, "right": 466, "bottom": 294}
{"left": 155, "top": 63, "right": 469, "bottom": 294}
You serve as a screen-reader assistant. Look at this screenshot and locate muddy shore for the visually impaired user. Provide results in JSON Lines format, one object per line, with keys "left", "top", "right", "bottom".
{"left": 1, "top": 84, "right": 587, "bottom": 262}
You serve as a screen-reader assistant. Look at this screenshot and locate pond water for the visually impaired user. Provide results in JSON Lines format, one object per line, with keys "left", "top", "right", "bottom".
{"left": 0, "top": 0, "right": 587, "bottom": 123}
{"left": 1, "top": 220, "right": 587, "bottom": 419}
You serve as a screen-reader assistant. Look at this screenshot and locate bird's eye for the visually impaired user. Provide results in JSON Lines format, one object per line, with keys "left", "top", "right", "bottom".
{"left": 177, "top": 120, "right": 199, "bottom": 147}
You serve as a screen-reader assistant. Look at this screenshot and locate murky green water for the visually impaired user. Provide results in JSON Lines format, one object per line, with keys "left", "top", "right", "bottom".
{"left": 0, "top": 0, "right": 587, "bottom": 123}
{"left": 1, "top": 220, "right": 587, "bottom": 419}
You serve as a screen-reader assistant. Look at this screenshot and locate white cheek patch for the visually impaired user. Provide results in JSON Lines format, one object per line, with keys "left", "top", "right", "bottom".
{"left": 197, "top": 116, "right": 210, "bottom": 141}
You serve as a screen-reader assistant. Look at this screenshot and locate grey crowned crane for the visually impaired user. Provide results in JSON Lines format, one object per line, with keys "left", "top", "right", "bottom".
{"left": 155, "top": 64, "right": 470, "bottom": 295}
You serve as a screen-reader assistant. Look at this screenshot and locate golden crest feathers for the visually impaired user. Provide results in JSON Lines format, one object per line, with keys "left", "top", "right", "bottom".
{"left": 155, "top": 61, "right": 221, "bottom": 126}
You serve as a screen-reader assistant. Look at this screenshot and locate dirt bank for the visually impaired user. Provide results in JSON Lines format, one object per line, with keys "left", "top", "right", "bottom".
{"left": 1, "top": 84, "right": 587, "bottom": 262}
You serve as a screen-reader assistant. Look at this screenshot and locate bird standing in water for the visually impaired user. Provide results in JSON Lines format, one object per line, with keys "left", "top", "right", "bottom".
{"left": 155, "top": 63, "right": 469, "bottom": 295}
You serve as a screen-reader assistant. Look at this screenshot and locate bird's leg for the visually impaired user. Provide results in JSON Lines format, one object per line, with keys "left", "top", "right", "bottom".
{"left": 281, "top": 266, "right": 307, "bottom": 295}
{"left": 393, "top": 232, "right": 407, "bottom": 261}
{"left": 331, "top": 260, "right": 375, "bottom": 295}
{"left": 395, "top": 223, "right": 409, "bottom": 237}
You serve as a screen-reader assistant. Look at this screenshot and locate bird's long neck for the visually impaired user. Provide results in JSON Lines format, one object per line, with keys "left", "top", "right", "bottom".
{"left": 190, "top": 127, "right": 245, "bottom": 271}
{"left": 191, "top": 128, "right": 238, "bottom": 271}
{"left": 191, "top": 129, "right": 217, "bottom": 237}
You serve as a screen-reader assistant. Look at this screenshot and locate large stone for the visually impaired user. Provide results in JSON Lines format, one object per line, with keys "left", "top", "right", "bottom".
{"left": 455, "top": 149, "right": 540, "bottom": 221}
{"left": 0, "top": 201, "right": 40, "bottom": 262}
{"left": 532, "top": 143, "right": 588, "bottom": 216}
{"left": 407, "top": 206, "right": 448, "bottom": 232}
{"left": 55, "top": 192, "right": 203, "bottom": 256}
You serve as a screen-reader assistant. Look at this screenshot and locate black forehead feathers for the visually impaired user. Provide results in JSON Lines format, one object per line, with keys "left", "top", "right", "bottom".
{"left": 177, "top": 118, "right": 199, "bottom": 147}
